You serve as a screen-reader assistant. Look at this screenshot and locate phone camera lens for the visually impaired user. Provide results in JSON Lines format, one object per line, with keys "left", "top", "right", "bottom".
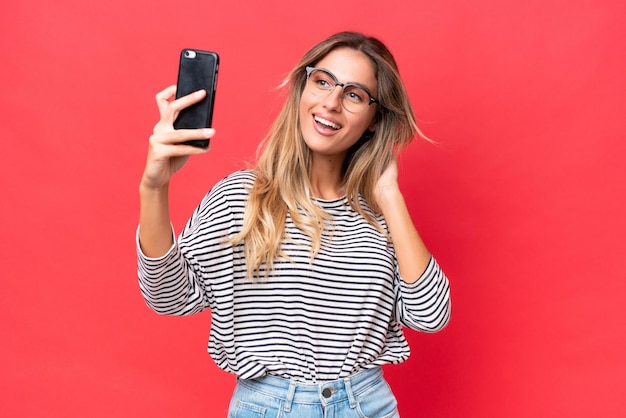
{"left": 184, "top": 50, "right": 196, "bottom": 59}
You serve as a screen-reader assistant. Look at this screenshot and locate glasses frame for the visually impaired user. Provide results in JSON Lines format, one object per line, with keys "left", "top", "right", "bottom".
{"left": 305, "top": 66, "right": 379, "bottom": 112}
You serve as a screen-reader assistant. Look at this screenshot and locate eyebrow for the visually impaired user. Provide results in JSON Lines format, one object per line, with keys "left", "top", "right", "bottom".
{"left": 319, "top": 67, "right": 377, "bottom": 96}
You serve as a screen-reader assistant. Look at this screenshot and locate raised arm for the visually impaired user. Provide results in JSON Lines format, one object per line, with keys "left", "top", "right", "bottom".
{"left": 373, "top": 158, "right": 431, "bottom": 284}
{"left": 138, "top": 85, "right": 215, "bottom": 257}
{"left": 374, "top": 158, "right": 451, "bottom": 331}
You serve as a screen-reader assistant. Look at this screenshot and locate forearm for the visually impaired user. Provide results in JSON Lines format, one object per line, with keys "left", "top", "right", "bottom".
{"left": 138, "top": 182, "right": 174, "bottom": 258}
{"left": 137, "top": 181, "right": 211, "bottom": 316}
{"left": 396, "top": 257, "right": 451, "bottom": 332}
{"left": 136, "top": 224, "right": 207, "bottom": 316}
{"left": 379, "top": 189, "right": 431, "bottom": 283}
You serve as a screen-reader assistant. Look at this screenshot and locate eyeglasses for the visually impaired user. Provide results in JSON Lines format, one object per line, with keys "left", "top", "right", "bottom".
{"left": 305, "top": 66, "right": 379, "bottom": 113}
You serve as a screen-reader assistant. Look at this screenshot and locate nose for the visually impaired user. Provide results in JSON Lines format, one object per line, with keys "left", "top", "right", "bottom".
{"left": 321, "top": 86, "right": 343, "bottom": 112}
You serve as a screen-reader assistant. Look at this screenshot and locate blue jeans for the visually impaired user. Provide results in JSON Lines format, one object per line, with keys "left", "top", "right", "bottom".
{"left": 227, "top": 367, "right": 400, "bottom": 418}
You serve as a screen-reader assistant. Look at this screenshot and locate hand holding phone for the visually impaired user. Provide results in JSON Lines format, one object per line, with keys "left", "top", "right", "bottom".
{"left": 174, "top": 49, "right": 219, "bottom": 148}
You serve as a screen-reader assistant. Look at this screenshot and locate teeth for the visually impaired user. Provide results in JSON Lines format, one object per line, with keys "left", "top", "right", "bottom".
{"left": 314, "top": 116, "right": 340, "bottom": 130}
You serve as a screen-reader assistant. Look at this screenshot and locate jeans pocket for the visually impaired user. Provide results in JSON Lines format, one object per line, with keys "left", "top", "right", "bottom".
{"left": 354, "top": 380, "right": 399, "bottom": 418}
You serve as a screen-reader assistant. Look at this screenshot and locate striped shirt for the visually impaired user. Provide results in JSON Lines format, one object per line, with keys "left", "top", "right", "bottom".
{"left": 137, "top": 170, "right": 450, "bottom": 383}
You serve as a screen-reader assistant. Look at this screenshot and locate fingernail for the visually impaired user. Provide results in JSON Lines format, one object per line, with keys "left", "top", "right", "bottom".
{"left": 195, "top": 90, "right": 206, "bottom": 97}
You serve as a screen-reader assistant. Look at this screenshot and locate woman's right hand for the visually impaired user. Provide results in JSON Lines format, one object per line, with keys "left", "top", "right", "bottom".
{"left": 140, "top": 85, "right": 215, "bottom": 190}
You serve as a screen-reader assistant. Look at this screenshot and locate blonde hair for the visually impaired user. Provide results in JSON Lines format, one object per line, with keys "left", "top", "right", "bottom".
{"left": 232, "top": 32, "right": 421, "bottom": 279}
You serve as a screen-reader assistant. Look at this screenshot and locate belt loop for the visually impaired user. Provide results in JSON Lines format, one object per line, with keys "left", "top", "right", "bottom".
{"left": 284, "top": 380, "right": 296, "bottom": 412}
{"left": 343, "top": 376, "right": 357, "bottom": 409}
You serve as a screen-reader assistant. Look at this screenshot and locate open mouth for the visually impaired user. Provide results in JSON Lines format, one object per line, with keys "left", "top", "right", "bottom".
{"left": 314, "top": 115, "right": 341, "bottom": 130}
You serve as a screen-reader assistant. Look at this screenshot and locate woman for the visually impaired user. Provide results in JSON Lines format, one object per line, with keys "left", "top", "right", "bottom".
{"left": 137, "top": 31, "right": 451, "bottom": 417}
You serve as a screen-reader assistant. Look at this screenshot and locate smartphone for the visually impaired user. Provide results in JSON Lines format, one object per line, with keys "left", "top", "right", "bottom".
{"left": 173, "top": 48, "right": 219, "bottom": 148}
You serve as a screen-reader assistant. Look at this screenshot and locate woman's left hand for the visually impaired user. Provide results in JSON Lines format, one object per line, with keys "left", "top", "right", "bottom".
{"left": 372, "top": 156, "right": 432, "bottom": 282}
{"left": 373, "top": 157, "right": 401, "bottom": 212}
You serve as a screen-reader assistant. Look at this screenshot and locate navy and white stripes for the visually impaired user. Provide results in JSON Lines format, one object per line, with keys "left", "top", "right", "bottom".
{"left": 137, "top": 170, "right": 450, "bottom": 383}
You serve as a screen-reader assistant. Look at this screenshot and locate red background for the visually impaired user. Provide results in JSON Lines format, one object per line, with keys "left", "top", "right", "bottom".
{"left": 1, "top": 0, "right": 625, "bottom": 416}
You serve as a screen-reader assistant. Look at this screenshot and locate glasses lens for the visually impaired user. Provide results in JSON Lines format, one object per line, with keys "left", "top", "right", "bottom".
{"left": 306, "top": 68, "right": 372, "bottom": 113}
{"left": 307, "top": 69, "right": 335, "bottom": 96}
{"left": 342, "top": 86, "right": 370, "bottom": 113}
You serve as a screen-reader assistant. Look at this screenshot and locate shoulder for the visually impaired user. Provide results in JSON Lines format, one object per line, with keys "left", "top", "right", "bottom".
{"left": 208, "top": 169, "right": 257, "bottom": 198}
{"left": 195, "top": 170, "right": 256, "bottom": 219}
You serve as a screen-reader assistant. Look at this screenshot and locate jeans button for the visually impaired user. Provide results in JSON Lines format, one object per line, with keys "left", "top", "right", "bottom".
{"left": 322, "top": 388, "right": 332, "bottom": 398}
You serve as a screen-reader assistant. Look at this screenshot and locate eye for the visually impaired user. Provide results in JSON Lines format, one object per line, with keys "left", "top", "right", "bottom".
{"left": 311, "top": 71, "right": 335, "bottom": 90}
{"left": 344, "top": 86, "right": 368, "bottom": 103}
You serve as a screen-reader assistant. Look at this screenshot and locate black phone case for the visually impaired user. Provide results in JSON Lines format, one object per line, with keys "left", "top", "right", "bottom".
{"left": 173, "top": 49, "right": 219, "bottom": 148}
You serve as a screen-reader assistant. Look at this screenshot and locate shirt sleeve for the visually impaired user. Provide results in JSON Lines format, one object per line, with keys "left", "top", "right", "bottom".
{"left": 136, "top": 172, "right": 247, "bottom": 316}
{"left": 136, "top": 223, "right": 212, "bottom": 316}
{"left": 394, "top": 256, "right": 451, "bottom": 332}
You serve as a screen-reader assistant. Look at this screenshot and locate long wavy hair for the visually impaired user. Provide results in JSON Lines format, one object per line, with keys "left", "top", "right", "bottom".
{"left": 232, "top": 31, "right": 421, "bottom": 279}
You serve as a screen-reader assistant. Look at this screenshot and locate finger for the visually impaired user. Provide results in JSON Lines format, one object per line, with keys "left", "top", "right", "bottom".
{"left": 152, "top": 128, "right": 215, "bottom": 146}
{"left": 148, "top": 135, "right": 210, "bottom": 159}
{"left": 158, "top": 89, "right": 207, "bottom": 125}
{"left": 154, "top": 141, "right": 210, "bottom": 157}
{"left": 168, "top": 89, "right": 207, "bottom": 116}
{"left": 155, "top": 85, "right": 177, "bottom": 116}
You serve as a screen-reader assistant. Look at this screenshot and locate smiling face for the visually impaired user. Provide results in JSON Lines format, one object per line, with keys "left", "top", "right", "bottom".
{"left": 298, "top": 48, "right": 378, "bottom": 163}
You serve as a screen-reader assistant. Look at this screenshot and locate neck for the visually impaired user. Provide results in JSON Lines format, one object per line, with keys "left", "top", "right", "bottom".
{"left": 309, "top": 154, "right": 345, "bottom": 199}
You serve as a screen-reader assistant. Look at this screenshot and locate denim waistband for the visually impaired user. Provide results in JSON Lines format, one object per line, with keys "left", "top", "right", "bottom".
{"left": 237, "top": 367, "right": 384, "bottom": 410}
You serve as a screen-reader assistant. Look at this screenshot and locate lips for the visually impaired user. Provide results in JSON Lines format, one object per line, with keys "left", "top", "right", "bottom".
{"left": 314, "top": 115, "right": 341, "bottom": 130}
